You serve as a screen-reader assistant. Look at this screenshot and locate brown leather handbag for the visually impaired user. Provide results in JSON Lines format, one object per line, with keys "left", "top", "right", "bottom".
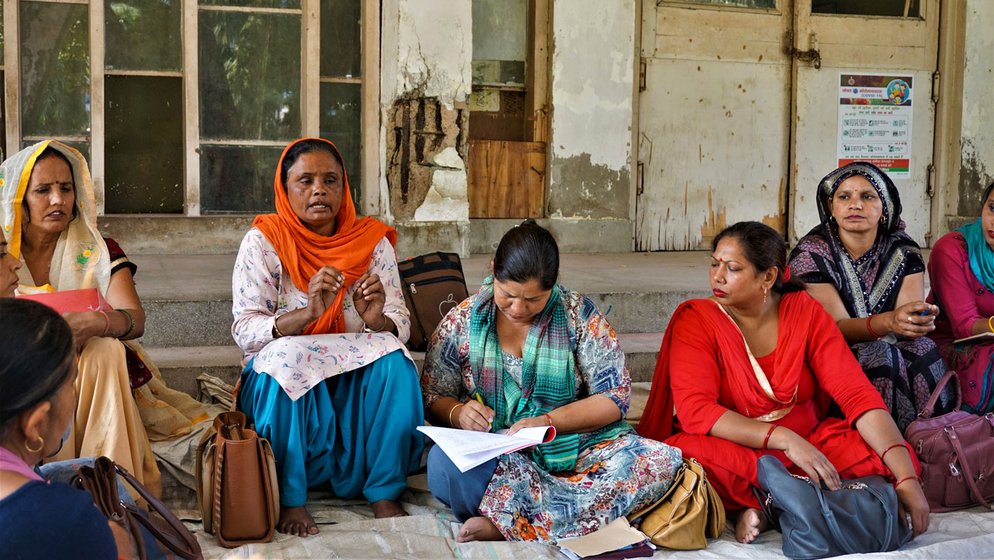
{"left": 627, "top": 458, "right": 726, "bottom": 550}
{"left": 196, "top": 410, "right": 280, "bottom": 547}
{"left": 904, "top": 370, "right": 994, "bottom": 512}
{"left": 74, "top": 456, "right": 203, "bottom": 560}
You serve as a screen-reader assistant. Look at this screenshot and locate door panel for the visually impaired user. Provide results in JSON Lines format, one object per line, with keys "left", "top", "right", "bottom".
{"left": 789, "top": 0, "right": 938, "bottom": 243}
{"left": 637, "top": 1, "right": 791, "bottom": 250}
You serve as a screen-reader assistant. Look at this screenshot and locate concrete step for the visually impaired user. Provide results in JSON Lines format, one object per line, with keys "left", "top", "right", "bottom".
{"left": 147, "top": 332, "right": 665, "bottom": 396}
{"left": 132, "top": 252, "right": 710, "bottom": 348}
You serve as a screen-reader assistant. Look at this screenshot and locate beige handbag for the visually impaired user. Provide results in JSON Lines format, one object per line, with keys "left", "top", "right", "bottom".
{"left": 627, "top": 458, "right": 726, "bottom": 550}
{"left": 195, "top": 410, "right": 280, "bottom": 548}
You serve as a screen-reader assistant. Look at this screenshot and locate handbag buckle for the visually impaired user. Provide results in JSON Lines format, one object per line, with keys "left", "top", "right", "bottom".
{"left": 949, "top": 462, "right": 961, "bottom": 477}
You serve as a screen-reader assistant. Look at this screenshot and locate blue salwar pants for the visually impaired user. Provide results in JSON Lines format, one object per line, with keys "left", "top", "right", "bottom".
{"left": 426, "top": 445, "right": 498, "bottom": 522}
{"left": 237, "top": 349, "right": 425, "bottom": 507}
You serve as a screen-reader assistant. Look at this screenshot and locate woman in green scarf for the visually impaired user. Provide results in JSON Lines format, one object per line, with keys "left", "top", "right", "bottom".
{"left": 927, "top": 180, "right": 994, "bottom": 413}
{"left": 420, "top": 220, "right": 683, "bottom": 543}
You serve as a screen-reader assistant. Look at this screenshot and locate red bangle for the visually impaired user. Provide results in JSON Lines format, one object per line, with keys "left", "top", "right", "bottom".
{"left": 543, "top": 413, "right": 553, "bottom": 427}
{"left": 762, "top": 425, "right": 778, "bottom": 450}
{"left": 866, "top": 315, "right": 882, "bottom": 339}
{"left": 894, "top": 476, "right": 919, "bottom": 489}
{"left": 880, "top": 443, "right": 907, "bottom": 463}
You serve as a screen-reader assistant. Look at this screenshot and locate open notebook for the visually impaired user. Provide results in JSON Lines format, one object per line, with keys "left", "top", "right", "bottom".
{"left": 418, "top": 425, "right": 556, "bottom": 472}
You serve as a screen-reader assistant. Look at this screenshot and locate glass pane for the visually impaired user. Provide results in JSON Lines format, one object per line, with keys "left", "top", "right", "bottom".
{"left": 661, "top": 0, "right": 775, "bottom": 8}
{"left": 319, "top": 82, "right": 361, "bottom": 203}
{"left": 105, "top": 0, "right": 182, "bottom": 71}
{"left": 320, "top": 0, "right": 361, "bottom": 78}
{"left": 19, "top": 2, "right": 90, "bottom": 137}
{"left": 105, "top": 76, "right": 184, "bottom": 213}
{"left": 200, "top": 0, "right": 300, "bottom": 10}
{"left": 199, "top": 11, "right": 301, "bottom": 140}
{"left": 472, "top": 0, "right": 527, "bottom": 62}
{"left": 1, "top": 6, "right": 5, "bottom": 59}
{"left": 812, "top": 0, "right": 919, "bottom": 17}
{"left": 200, "top": 145, "right": 282, "bottom": 213}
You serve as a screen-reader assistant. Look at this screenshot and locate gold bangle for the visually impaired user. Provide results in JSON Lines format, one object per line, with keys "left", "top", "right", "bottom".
{"left": 116, "top": 308, "right": 134, "bottom": 338}
{"left": 987, "top": 315, "right": 994, "bottom": 333}
{"left": 448, "top": 403, "right": 464, "bottom": 427}
{"left": 273, "top": 314, "right": 287, "bottom": 338}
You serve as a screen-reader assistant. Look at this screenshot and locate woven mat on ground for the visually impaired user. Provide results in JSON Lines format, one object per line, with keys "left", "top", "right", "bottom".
{"left": 155, "top": 377, "right": 994, "bottom": 559}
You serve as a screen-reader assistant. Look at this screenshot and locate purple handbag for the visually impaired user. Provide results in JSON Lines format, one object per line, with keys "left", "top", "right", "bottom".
{"left": 903, "top": 370, "right": 994, "bottom": 512}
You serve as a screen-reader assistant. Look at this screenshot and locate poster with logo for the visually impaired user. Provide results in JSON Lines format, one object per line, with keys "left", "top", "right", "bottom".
{"left": 837, "top": 73, "right": 913, "bottom": 178}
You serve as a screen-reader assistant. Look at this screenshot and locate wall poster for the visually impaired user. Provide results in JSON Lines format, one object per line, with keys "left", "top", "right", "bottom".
{"left": 837, "top": 73, "right": 913, "bottom": 179}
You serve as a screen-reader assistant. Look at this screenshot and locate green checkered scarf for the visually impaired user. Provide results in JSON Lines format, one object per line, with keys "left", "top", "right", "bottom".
{"left": 469, "top": 277, "right": 581, "bottom": 471}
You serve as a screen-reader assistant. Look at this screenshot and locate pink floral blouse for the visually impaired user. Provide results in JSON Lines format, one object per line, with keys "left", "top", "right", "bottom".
{"left": 231, "top": 228, "right": 413, "bottom": 400}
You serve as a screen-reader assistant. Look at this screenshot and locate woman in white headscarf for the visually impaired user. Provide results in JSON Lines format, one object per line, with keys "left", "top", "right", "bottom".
{"left": 0, "top": 140, "right": 207, "bottom": 494}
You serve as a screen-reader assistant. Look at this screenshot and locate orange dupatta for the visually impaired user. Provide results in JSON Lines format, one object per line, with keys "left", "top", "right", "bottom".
{"left": 252, "top": 138, "right": 396, "bottom": 335}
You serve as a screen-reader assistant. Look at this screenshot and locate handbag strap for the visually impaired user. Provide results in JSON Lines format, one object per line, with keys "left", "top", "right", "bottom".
{"left": 917, "top": 370, "right": 961, "bottom": 419}
{"left": 944, "top": 423, "right": 994, "bottom": 510}
{"left": 103, "top": 458, "right": 204, "bottom": 559}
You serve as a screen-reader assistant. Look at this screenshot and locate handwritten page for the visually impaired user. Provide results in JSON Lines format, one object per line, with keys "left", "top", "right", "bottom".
{"left": 417, "top": 425, "right": 555, "bottom": 472}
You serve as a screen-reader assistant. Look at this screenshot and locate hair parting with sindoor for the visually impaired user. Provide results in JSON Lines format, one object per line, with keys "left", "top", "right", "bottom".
{"left": 713, "top": 221, "right": 805, "bottom": 294}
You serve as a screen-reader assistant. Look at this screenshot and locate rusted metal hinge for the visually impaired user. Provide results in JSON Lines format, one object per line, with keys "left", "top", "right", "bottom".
{"left": 931, "top": 71, "right": 940, "bottom": 104}
{"left": 926, "top": 163, "right": 936, "bottom": 198}
{"left": 639, "top": 58, "right": 647, "bottom": 92}
{"left": 637, "top": 162, "right": 645, "bottom": 195}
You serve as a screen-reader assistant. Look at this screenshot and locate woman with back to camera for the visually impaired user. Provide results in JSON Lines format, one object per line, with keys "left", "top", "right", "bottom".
{"left": 0, "top": 299, "right": 119, "bottom": 558}
{"left": 421, "top": 220, "right": 683, "bottom": 543}
{"left": 639, "top": 221, "right": 928, "bottom": 544}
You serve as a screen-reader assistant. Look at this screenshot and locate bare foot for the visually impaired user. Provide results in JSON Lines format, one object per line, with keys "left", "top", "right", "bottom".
{"left": 370, "top": 499, "right": 407, "bottom": 519}
{"left": 456, "top": 516, "right": 505, "bottom": 543}
{"left": 279, "top": 505, "right": 319, "bottom": 537}
{"left": 735, "top": 508, "right": 769, "bottom": 544}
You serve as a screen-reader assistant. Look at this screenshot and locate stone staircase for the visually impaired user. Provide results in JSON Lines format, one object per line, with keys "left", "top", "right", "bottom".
{"left": 134, "top": 251, "right": 714, "bottom": 395}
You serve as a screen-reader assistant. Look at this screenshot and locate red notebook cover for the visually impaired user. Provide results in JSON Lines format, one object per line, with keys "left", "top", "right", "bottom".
{"left": 18, "top": 288, "right": 110, "bottom": 313}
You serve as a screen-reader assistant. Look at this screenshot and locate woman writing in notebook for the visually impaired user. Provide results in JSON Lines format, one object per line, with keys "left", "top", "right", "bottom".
{"left": 421, "top": 220, "right": 682, "bottom": 543}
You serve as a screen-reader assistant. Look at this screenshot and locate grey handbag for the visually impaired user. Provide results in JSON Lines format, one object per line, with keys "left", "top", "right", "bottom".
{"left": 756, "top": 455, "right": 911, "bottom": 559}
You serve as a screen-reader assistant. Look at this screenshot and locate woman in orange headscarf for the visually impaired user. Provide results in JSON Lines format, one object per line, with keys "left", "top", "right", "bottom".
{"left": 232, "top": 138, "right": 424, "bottom": 536}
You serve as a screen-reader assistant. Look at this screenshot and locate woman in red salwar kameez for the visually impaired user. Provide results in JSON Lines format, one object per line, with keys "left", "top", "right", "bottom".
{"left": 638, "top": 221, "right": 929, "bottom": 544}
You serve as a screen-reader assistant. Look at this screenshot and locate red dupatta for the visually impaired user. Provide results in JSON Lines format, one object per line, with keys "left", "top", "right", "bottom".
{"left": 638, "top": 293, "right": 820, "bottom": 441}
{"left": 253, "top": 138, "right": 396, "bottom": 335}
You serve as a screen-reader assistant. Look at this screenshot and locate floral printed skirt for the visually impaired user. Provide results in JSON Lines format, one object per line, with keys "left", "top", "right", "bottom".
{"left": 477, "top": 432, "right": 682, "bottom": 543}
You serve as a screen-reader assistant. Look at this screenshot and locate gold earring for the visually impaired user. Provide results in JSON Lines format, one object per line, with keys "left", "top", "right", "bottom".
{"left": 25, "top": 437, "right": 44, "bottom": 454}
{"left": 763, "top": 287, "right": 769, "bottom": 303}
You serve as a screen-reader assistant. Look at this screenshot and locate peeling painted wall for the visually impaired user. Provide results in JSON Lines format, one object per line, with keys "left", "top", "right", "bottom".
{"left": 957, "top": 0, "right": 994, "bottom": 215}
{"left": 380, "top": 0, "right": 472, "bottom": 223}
{"left": 547, "top": 0, "right": 636, "bottom": 219}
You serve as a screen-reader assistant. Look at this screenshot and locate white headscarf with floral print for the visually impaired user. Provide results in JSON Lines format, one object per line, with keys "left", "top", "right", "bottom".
{"left": 0, "top": 140, "right": 111, "bottom": 295}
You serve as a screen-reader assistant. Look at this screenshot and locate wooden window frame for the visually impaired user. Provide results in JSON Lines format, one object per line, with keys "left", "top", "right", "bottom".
{"left": 2, "top": 0, "right": 380, "bottom": 217}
